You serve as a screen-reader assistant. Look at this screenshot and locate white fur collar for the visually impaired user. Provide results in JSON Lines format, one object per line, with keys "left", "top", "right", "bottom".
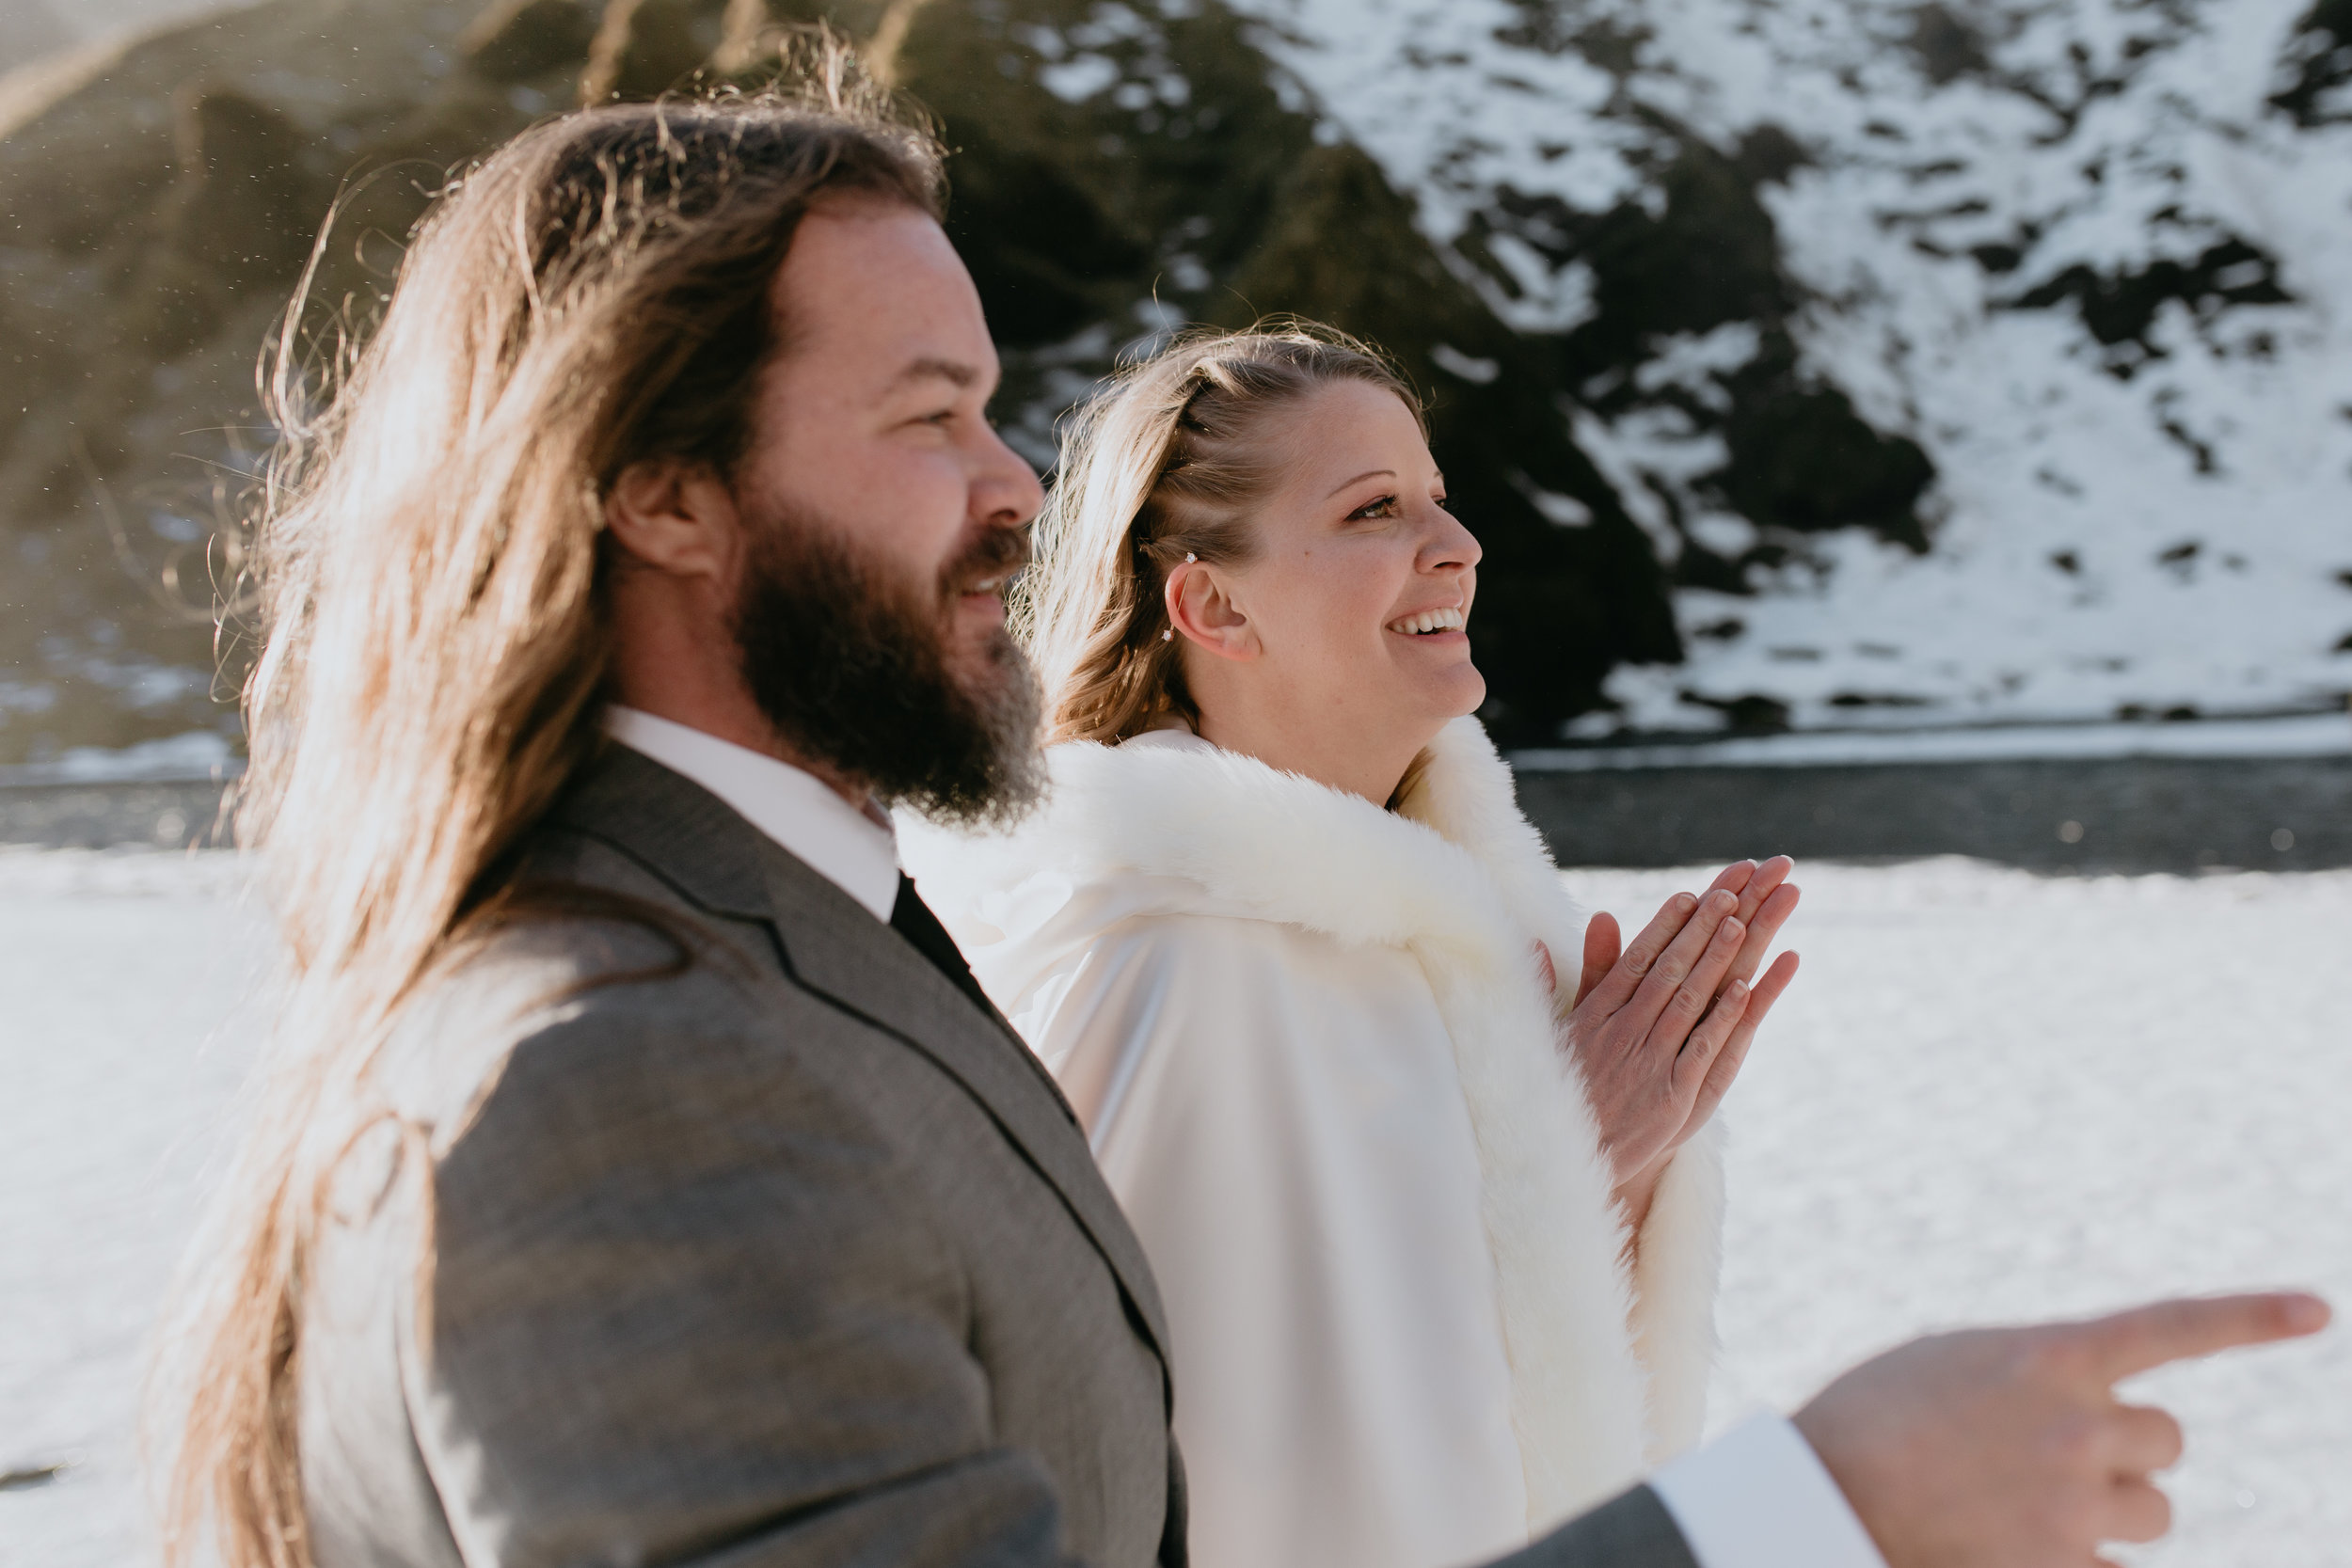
{"left": 901, "top": 717, "right": 1720, "bottom": 1527}
{"left": 910, "top": 720, "right": 1586, "bottom": 964}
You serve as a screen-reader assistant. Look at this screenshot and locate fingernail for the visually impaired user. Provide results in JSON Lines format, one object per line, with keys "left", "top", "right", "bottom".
{"left": 2283, "top": 1295, "right": 2332, "bottom": 1333}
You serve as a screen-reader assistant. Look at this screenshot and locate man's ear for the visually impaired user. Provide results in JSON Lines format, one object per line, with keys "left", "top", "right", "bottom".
{"left": 1166, "top": 561, "right": 1258, "bottom": 660}
{"left": 604, "top": 458, "right": 743, "bottom": 579}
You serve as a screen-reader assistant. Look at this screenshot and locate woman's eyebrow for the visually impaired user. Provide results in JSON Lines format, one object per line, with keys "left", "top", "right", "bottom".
{"left": 1326, "top": 467, "right": 1396, "bottom": 498}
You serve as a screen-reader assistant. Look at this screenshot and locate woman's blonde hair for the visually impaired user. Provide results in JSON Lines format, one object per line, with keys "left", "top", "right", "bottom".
{"left": 153, "top": 54, "right": 943, "bottom": 1568}
{"left": 1021, "top": 321, "right": 1422, "bottom": 744}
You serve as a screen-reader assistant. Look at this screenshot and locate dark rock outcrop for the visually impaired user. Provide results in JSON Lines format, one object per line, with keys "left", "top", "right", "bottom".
{"left": 2273, "top": 0, "right": 2352, "bottom": 125}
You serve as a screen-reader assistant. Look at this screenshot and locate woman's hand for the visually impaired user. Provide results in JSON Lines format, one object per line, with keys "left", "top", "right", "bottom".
{"left": 1548, "top": 858, "right": 1802, "bottom": 1229}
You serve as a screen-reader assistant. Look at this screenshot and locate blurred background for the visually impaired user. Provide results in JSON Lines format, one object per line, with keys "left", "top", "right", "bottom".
{"left": 1, "top": 3, "right": 2349, "bottom": 1565}
{"left": 0, "top": 0, "right": 2343, "bottom": 747}
{"left": 0, "top": 0, "right": 2346, "bottom": 866}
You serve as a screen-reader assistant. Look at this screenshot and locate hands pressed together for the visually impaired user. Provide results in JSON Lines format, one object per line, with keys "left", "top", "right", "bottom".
{"left": 1544, "top": 856, "right": 1803, "bottom": 1228}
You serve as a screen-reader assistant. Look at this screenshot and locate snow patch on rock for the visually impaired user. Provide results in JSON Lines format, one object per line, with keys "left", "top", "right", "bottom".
{"left": 1230, "top": 0, "right": 2352, "bottom": 733}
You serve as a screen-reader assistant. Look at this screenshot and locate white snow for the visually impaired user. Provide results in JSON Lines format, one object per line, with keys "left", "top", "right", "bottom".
{"left": 1574, "top": 857, "right": 2352, "bottom": 1564}
{"left": 1227, "top": 0, "right": 2352, "bottom": 734}
{"left": 5, "top": 848, "right": 2349, "bottom": 1563}
{"left": 0, "top": 849, "right": 266, "bottom": 1568}
{"left": 1040, "top": 54, "right": 1122, "bottom": 103}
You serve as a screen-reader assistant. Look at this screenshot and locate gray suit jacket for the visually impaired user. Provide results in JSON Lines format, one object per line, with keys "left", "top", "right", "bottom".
{"left": 296, "top": 746, "right": 1697, "bottom": 1568}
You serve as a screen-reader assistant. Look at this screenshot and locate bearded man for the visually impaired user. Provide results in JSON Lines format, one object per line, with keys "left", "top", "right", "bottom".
{"left": 156, "top": 62, "right": 2323, "bottom": 1568}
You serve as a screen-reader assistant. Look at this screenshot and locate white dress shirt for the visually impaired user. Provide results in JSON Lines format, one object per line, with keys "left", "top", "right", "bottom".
{"left": 1651, "top": 1414, "right": 1889, "bottom": 1568}
{"left": 605, "top": 706, "right": 1885, "bottom": 1568}
{"left": 602, "top": 706, "right": 900, "bottom": 922}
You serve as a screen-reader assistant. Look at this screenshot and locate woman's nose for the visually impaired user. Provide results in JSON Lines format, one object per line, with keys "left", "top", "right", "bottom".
{"left": 1421, "top": 500, "right": 1482, "bottom": 573}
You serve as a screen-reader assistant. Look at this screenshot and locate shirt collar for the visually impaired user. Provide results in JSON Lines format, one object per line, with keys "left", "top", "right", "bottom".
{"left": 602, "top": 706, "right": 899, "bottom": 924}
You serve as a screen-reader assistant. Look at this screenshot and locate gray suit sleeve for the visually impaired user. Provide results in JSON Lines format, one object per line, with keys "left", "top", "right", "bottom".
{"left": 414, "top": 1004, "right": 1081, "bottom": 1568}
{"left": 1506, "top": 1487, "right": 1703, "bottom": 1568}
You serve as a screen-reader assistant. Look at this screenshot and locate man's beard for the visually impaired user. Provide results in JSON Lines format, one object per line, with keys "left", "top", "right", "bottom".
{"left": 731, "top": 499, "right": 1045, "bottom": 829}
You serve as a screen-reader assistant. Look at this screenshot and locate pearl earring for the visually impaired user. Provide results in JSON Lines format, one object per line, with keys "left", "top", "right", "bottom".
{"left": 1184, "top": 552, "right": 1197, "bottom": 562}
{"left": 1162, "top": 629, "right": 1174, "bottom": 641}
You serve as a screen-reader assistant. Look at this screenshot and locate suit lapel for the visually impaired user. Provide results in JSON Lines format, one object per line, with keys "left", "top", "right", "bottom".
{"left": 760, "top": 852, "right": 1171, "bottom": 1355}
{"left": 548, "top": 745, "right": 1173, "bottom": 1368}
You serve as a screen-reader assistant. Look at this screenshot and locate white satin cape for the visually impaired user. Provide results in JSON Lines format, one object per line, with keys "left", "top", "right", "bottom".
{"left": 899, "top": 718, "right": 1724, "bottom": 1568}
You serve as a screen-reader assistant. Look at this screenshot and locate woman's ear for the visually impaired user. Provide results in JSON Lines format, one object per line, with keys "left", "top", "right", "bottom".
{"left": 1166, "top": 559, "right": 1258, "bottom": 660}
{"left": 604, "top": 458, "right": 743, "bottom": 580}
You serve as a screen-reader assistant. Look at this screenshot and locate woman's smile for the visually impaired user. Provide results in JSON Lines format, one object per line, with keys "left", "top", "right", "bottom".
{"left": 1385, "top": 604, "right": 1468, "bottom": 640}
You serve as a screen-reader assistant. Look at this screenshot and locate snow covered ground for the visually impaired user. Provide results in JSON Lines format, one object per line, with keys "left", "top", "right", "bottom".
{"left": 0, "top": 849, "right": 265, "bottom": 1567}
{"left": 3, "top": 848, "right": 2347, "bottom": 1563}
{"left": 1576, "top": 858, "right": 2352, "bottom": 1563}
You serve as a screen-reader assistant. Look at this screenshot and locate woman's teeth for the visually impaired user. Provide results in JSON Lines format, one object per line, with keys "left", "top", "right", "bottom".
{"left": 1387, "top": 607, "right": 1465, "bottom": 635}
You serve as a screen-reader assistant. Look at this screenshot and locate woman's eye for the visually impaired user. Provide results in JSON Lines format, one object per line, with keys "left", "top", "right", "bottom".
{"left": 1349, "top": 495, "right": 1401, "bottom": 520}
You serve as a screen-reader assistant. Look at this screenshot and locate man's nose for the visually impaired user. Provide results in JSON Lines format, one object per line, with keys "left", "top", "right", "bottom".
{"left": 976, "top": 423, "right": 1046, "bottom": 530}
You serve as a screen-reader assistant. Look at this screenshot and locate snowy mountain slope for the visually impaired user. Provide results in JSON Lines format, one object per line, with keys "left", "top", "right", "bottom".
{"left": 5, "top": 0, "right": 2344, "bottom": 764}
{"left": 1230, "top": 0, "right": 2352, "bottom": 733}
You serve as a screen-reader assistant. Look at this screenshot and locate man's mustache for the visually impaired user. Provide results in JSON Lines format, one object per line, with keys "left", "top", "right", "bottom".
{"left": 943, "top": 523, "right": 1033, "bottom": 595}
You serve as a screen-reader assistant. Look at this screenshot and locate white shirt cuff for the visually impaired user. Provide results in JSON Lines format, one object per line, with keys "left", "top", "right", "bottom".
{"left": 1649, "top": 1413, "right": 1889, "bottom": 1568}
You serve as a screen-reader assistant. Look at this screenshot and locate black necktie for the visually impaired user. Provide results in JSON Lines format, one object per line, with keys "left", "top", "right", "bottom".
{"left": 888, "top": 874, "right": 1085, "bottom": 1129}
{"left": 889, "top": 874, "right": 997, "bottom": 1018}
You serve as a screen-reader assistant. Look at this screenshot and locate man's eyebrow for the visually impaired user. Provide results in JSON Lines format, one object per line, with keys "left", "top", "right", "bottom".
{"left": 1325, "top": 467, "right": 1396, "bottom": 498}
{"left": 885, "top": 356, "right": 985, "bottom": 393}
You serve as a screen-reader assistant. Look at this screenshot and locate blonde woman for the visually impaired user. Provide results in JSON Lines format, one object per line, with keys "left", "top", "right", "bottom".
{"left": 899, "top": 325, "right": 1801, "bottom": 1568}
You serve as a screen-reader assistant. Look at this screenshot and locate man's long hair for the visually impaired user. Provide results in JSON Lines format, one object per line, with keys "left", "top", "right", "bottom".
{"left": 153, "top": 59, "right": 945, "bottom": 1568}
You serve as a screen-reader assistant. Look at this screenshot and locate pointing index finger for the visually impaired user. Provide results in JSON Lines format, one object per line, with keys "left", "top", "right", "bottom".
{"left": 2078, "top": 1291, "right": 2329, "bottom": 1383}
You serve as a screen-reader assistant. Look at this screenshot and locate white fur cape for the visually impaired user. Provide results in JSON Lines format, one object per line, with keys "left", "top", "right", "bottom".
{"left": 901, "top": 717, "right": 1724, "bottom": 1536}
